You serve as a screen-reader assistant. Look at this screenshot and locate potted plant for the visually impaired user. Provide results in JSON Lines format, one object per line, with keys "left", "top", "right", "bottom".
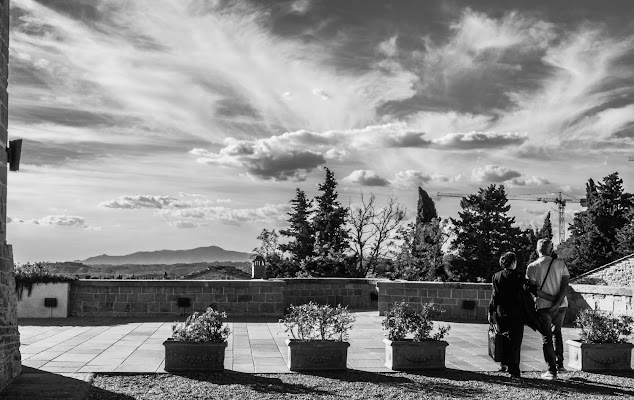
{"left": 382, "top": 302, "right": 451, "bottom": 370}
{"left": 14, "top": 263, "right": 76, "bottom": 318}
{"left": 163, "top": 307, "right": 231, "bottom": 372}
{"left": 280, "top": 301, "right": 355, "bottom": 371}
{"left": 566, "top": 308, "right": 634, "bottom": 371}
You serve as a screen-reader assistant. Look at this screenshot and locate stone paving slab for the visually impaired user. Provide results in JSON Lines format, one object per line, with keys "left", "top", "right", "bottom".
{"left": 17, "top": 312, "right": 588, "bottom": 374}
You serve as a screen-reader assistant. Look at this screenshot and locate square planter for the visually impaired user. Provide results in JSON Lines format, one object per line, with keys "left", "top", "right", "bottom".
{"left": 17, "top": 282, "right": 70, "bottom": 318}
{"left": 163, "top": 339, "right": 227, "bottom": 372}
{"left": 286, "top": 339, "right": 350, "bottom": 371}
{"left": 384, "top": 339, "right": 448, "bottom": 370}
{"left": 566, "top": 339, "right": 634, "bottom": 371}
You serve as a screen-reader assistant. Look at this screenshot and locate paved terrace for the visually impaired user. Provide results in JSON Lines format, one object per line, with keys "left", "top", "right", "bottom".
{"left": 17, "top": 311, "right": 588, "bottom": 374}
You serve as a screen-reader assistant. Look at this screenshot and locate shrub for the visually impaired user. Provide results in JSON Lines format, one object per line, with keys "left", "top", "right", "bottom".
{"left": 171, "top": 307, "right": 230, "bottom": 343}
{"left": 382, "top": 301, "right": 450, "bottom": 342}
{"left": 14, "top": 262, "right": 77, "bottom": 300}
{"left": 575, "top": 309, "right": 634, "bottom": 344}
{"left": 280, "top": 302, "right": 355, "bottom": 341}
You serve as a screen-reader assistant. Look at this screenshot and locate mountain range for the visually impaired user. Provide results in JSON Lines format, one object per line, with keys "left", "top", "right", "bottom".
{"left": 82, "top": 245, "right": 252, "bottom": 265}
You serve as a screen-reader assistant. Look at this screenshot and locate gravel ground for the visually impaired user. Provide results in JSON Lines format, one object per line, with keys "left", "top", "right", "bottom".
{"left": 87, "top": 370, "right": 634, "bottom": 400}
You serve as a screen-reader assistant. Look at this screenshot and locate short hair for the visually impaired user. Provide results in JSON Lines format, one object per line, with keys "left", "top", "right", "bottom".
{"left": 499, "top": 252, "right": 517, "bottom": 270}
{"left": 537, "top": 238, "right": 553, "bottom": 256}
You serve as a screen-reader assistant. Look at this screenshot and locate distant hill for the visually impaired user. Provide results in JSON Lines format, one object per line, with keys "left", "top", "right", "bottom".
{"left": 45, "top": 261, "right": 251, "bottom": 280}
{"left": 82, "top": 245, "right": 252, "bottom": 265}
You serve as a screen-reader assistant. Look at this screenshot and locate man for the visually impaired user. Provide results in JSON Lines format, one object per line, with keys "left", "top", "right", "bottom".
{"left": 489, "top": 252, "right": 525, "bottom": 378}
{"left": 526, "top": 238, "right": 570, "bottom": 380}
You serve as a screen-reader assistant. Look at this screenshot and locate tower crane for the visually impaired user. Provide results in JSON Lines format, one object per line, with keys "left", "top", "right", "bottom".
{"left": 437, "top": 191, "right": 587, "bottom": 244}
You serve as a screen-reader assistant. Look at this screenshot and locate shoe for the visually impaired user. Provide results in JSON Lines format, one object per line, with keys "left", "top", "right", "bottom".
{"left": 557, "top": 365, "right": 567, "bottom": 373}
{"left": 541, "top": 371, "right": 556, "bottom": 380}
{"left": 509, "top": 372, "right": 521, "bottom": 379}
{"left": 498, "top": 365, "right": 508, "bottom": 372}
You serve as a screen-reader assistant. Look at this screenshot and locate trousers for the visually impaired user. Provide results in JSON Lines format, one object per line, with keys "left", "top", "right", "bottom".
{"left": 537, "top": 307, "right": 566, "bottom": 373}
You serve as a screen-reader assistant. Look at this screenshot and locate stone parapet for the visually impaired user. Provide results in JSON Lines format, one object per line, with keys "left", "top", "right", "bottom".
{"left": 377, "top": 281, "right": 491, "bottom": 320}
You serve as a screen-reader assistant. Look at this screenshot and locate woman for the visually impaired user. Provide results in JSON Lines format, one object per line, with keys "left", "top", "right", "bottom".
{"left": 488, "top": 252, "right": 525, "bottom": 378}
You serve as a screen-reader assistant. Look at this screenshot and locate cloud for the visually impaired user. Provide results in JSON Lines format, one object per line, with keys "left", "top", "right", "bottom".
{"left": 471, "top": 165, "right": 522, "bottom": 183}
{"left": 99, "top": 195, "right": 186, "bottom": 209}
{"left": 158, "top": 203, "right": 290, "bottom": 226}
{"left": 169, "top": 220, "right": 207, "bottom": 229}
{"left": 290, "top": 0, "right": 313, "bottom": 15}
{"left": 384, "top": 131, "right": 431, "bottom": 148}
{"left": 343, "top": 170, "right": 390, "bottom": 186}
{"left": 312, "top": 88, "right": 331, "bottom": 100}
{"left": 378, "top": 36, "right": 399, "bottom": 57}
{"left": 432, "top": 132, "right": 527, "bottom": 150}
{"left": 22, "top": 215, "right": 89, "bottom": 228}
{"left": 508, "top": 176, "right": 550, "bottom": 187}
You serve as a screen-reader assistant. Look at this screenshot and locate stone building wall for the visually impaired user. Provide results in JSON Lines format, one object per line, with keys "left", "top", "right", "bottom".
{"left": 0, "top": 0, "right": 20, "bottom": 393}
{"left": 573, "top": 255, "right": 634, "bottom": 287}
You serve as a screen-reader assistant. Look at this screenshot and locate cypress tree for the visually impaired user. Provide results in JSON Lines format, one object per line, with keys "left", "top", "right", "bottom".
{"left": 279, "top": 189, "right": 315, "bottom": 262}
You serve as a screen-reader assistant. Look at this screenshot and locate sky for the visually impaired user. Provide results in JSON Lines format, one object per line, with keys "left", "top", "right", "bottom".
{"left": 6, "top": 0, "right": 634, "bottom": 263}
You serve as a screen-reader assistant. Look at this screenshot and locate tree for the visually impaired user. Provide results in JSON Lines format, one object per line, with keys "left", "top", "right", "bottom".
{"left": 349, "top": 193, "right": 406, "bottom": 277}
{"left": 560, "top": 172, "right": 634, "bottom": 276}
{"left": 307, "top": 167, "right": 351, "bottom": 276}
{"left": 279, "top": 189, "right": 315, "bottom": 263}
{"left": 391, "top": 218, "right": 448, "bottom": 281}
{"left": 448, "top": 185, "right": 521, "bottom": 282}
{"left": 537, "top": 212, "right": 553, "bottom": 241}
{"left": 615, "top": 207, "right": 634, "bottom": 257}
{"left": 252, "top": 229, "right": 280, "bottom": 260}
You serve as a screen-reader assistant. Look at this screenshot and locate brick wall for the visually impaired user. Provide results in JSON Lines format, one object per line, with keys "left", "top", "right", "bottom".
{"left": 70, "top": 280, "right": 286, "bottom": 317}
{"left": 0, "top": 0, "right": 19, "bottom": 393}
{"left": 378, "top": 281, "right": 492, "bottom": 320}
{"left": 282, "top": 278, "right": 378, "bottom": 310}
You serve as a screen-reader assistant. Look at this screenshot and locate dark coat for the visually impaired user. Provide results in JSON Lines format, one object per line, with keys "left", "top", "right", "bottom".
{"left": 489, "top": 269, "right": 539, "bottom": 331}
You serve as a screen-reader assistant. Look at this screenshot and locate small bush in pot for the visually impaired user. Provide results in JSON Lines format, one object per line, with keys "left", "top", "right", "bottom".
{"left": 164, "top": 307, "right": 230, "bottom": 372}
{"left": 382, "top": 302, "right": 450, "bottom": 370}
{"left": 566, "top": 309, "right": 634, "bottom": 371}
{"left": 280, "top": 302, "right": 355, "bottom": 371}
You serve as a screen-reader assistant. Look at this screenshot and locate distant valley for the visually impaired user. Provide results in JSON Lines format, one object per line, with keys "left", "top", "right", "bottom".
{"left": 42, "top": 245, "right": 254, "bottom": 280}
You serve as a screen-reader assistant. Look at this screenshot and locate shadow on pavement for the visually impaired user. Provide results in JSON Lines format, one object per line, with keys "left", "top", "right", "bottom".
{"left": 0, "top": 366, "right": 134, "bottom": 400}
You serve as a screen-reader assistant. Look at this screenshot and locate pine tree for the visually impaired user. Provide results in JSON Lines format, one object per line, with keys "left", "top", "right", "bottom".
{"left": 560, "top": 172, "right": 634, "bottom": 276}
{"left": 306, "top": 167, "right": 351, "bottom": 276}
{"left": 312, "top": 167, "right": 349, "bottom": 255}
{"left": 279, "top": 189, "right": 315, "bottom": 262}
{"left": 448, "top": 185, "right": 521, "bottom": 282}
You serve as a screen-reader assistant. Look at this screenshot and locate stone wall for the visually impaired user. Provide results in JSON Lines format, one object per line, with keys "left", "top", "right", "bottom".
{"left": 377, "top": 281, "right": 492, "bottom": 320}
{"left": 0, "top": 0, "right": 19, "bottom": 393}
{"left": 566, "top": 285, "right": 633, "bottom": 322}
{"left": 282, "top": 278, "right": 378, "bottom": 310}
{"left": 70, "top": 280, "right": 286, "bottom": 317}
{"left": 573, "top": 255, "right": 634, "bottom": 287}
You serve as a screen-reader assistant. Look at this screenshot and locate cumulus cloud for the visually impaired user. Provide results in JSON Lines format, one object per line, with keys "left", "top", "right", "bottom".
{"left": 99, "top": 195, "right": 187, "bottom": 209}
{"left": 343, "top": 170, "right": 390, "bottom": 186}
{"left": 508, "top": 176, "right": 551, "bottom": 187}
{"left": 14, "top": 215, "right": 94, "bottom": 229}
{"left": 471, "top": 165, "right": 522, "bottom": 183}
{"left": 432, "top": 132, "right": 527, "bottom": 150}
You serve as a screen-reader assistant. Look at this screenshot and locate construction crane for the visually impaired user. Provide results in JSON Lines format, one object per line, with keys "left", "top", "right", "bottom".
{"left": 437, "top": 191, "right": 587, "bottom": 243}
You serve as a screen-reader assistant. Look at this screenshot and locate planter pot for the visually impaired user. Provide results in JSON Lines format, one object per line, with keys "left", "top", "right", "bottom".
{"left": 285, "top": 339, "right": 350, "bottom": 371}
{"left": 383, "top": 339, "right": 448, "bottom": 370}
{"left": 566, "top": 339, "right": 634, "bottom": 371}
{"left": 17, "top": 282, "right": 70, "bottom": 318}
{"left": 163, "top": 339, "right": 227, "bottom": 372}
